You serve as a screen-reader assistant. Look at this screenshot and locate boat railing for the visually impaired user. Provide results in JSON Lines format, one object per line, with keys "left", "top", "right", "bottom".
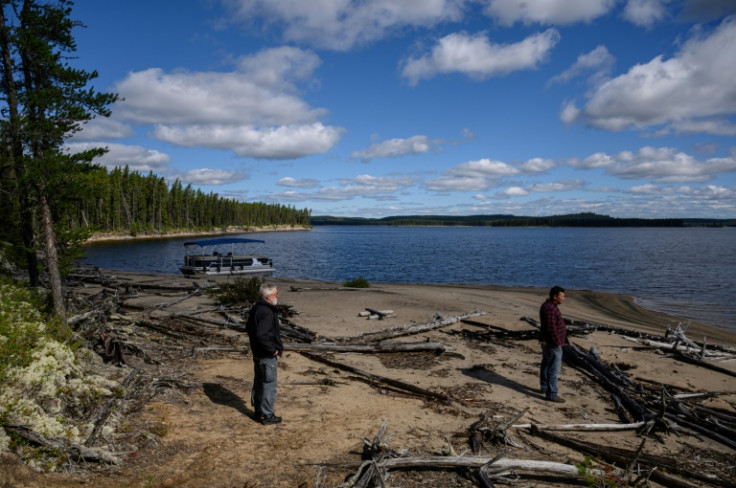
{"left": 184, "top": 253, "right": 270, "bottom": 272}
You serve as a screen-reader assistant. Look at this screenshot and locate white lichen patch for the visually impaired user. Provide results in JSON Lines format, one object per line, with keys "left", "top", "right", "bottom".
{"left": 0, "top": 282, "right": 122, "bottom": 463}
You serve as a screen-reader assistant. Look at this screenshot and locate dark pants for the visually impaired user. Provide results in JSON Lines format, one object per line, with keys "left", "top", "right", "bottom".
{"left": 540, "top": 344, "right": 562, "bottom": 399}
{"left": 251, "top": 356, "right": 278, "bottom": 418}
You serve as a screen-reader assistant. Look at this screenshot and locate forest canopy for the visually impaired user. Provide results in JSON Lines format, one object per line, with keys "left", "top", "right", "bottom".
{"left": 65, "top": 165, "right": 312, "bottom": 236}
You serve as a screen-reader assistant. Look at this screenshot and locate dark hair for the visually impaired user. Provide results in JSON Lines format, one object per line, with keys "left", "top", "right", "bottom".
{"left": 549, "top": 285, "right": 565, "bottom": 299}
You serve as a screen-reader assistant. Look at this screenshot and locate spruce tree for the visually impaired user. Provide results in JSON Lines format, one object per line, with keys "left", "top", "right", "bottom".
{"left": 0, "top": 0, "right": 117, "bottom": 320}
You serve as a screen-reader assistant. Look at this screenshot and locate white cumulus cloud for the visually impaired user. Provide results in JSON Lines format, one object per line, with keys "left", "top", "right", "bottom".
{"left": 423, "top": 156, "right": 551, "bottom": 192}
{"left": 180, "top": 168, "right": 246, "bottom": 185}
{"left": 623, "top": 0, "right": 669, "bottom": 27}
{"left": 498, "top": 186, "right": 529, "bottom": 197}
{"left": 110, "top": 47, "right": 343, "bottom": 159}
{"left": 529, "top": 179, "right": 585, "bottom": 192}
{"left": 154, "top": 123, "right": 343, "bottom": 159}
{"left": 570, "top": 146, "right": 736, "bottom": 183}
{"left": 64, "top": 142, "right": 171, "bottom": 173}
{"left": 563, "top": 16, "right": 736, "bottom": 134}
{"left": 223, "top": 0, "right": 465, "bottom": 51}
{"left": 351, "top": 134, "right": 455, "bottom": 162}
{"left": 401, "top": 29, "right": 560, "bottom": 85}
{"left": 482, "top": 0, "right": 615, "bottom": 25}
{"left": 73, "top": 117, "right": 133, "bottom": 141}
{"left": 277, "top": 177, "right": 320, "bottom": 189}
{"left": 268, "top": 173, "right": 416, "bottom": 202}
{"left": 549, "top": 45, "right": 614, "bottom": 86}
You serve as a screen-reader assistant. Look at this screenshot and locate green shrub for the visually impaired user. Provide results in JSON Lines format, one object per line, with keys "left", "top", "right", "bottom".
{"left": 207, "top": 276, "right": 265, "bottom": 305}
{"left": 0, "top": 283, "right": 46, "bottom": 384}
{"left": 343, "top": 277, "right": 370, "bottom": 288}
{"left": 575, "top": 456, "right": 621, "bottom": 487}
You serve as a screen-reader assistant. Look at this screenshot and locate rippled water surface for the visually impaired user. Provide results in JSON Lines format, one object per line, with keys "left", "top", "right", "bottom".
{"left": 83, "top": 226, "right": 736, "bottom": 331}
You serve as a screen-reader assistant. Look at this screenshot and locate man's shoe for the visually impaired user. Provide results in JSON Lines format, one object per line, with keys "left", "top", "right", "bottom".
{"left": 547, "top": 397, "right": 566, "bottom": 404}
{"left": 260, "top": 415, "right": 282, "bottom": 425}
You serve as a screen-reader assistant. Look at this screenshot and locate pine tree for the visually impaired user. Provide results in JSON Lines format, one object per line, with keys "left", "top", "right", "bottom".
{"left": 0, "top": 0, "right": 117, "bottom": 320}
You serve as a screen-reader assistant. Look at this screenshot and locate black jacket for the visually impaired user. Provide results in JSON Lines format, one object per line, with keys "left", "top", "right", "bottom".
{"left": 246, "top": 300, "right": 283, "bottom": 359}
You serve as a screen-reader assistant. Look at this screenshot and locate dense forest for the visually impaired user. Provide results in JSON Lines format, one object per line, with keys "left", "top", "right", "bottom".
{"left": 65, "top": 166, "right": 311, "bottom": 235}
{"left": 311, "top": 213, "right": 736, "bottom": 227}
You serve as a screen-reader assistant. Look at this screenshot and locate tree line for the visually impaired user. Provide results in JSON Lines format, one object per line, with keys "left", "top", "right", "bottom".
{"left": 66, "top": 166, "right": 311, "bottom": 235}
{"left": 311, "top": 213, "right": 735, "bottom": 227}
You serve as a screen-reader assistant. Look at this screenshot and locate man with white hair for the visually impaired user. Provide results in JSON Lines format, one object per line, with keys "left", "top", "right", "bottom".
{"left": 246, "top": 283, "right": 283, "bottom": 425}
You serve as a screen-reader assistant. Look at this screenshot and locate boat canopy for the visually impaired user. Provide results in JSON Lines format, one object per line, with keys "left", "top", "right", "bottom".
{"left": 183, "top": 237, "right": 265, "bottom": 247}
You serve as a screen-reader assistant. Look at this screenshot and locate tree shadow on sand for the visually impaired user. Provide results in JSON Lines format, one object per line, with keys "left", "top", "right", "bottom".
{"left": 202, "top": 382, "right": 258, "bottom": 420}
{"left": 460, "top": 365, "right": 545, "bottom": 400}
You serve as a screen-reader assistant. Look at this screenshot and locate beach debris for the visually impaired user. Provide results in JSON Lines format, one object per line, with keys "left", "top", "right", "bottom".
{"left": 363, "top": 307, "right": 396, "bottom": 319}
{"left": 326, "top": 421, "right": 614, "bottom": 488}
{"left": 99, "top": 329, "right": 126, "bottom": 366}
{"left": 470, "top": 407, "right": 528, "bottom": 451}
{"left": 3, "top": 424, "right": 122, "bottom": 465}
{"left": 336, "top": 310, "right": 487, "bottom": 343}
{"left": 510, "top": 420, "right": 648, "bottom": 432}
{"left": 85, "top": 368, "right": 140, "bottom": 447}
{"left": 528, "top": 426, "right": 726, "bottom": 488}
{"left": 20, "top": 264, "right": 733, "bottom": 487}
{"left": 285, "top": 341, "right": 453, "bottom": 354}
{"left": 299, "top": 351, "right": 453, "bottom": 404}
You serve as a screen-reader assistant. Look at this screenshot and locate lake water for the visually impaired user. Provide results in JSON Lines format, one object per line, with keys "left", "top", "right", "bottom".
{"left": 82, "top": 226, "right": 736, "bottom": 332}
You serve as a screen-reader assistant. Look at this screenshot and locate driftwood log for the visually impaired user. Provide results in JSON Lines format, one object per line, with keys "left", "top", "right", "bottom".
{"left": 511, "top": 421, "right": 648, "bottom": 431}
{"left": 562, "top": 343, "right": 650, "bottom": 423}
{"left": 529, "top": 426, "right": 735, "bottom": 488}
{"left": 671, "top": 350, "right": 736, "bottom": 378}
{"left": 337, "top": 311, "right": 486, "bottom": 344}
{"left": 332, "top": 422, "right": 610, "bottom": 488}
{"left": 285, "top": 341, "right": 454, "bottom": 354}
{"left": 4, "top": 425, "right": 121, "bottom": 465}
{"left": 300, "top": 352, "right": 451, "bottom": 403}
{"left": 144, "top": 286, "right": 204, "bottom": 314}
{"left": 85, "top": 368, "right": 140, "bottom": 447}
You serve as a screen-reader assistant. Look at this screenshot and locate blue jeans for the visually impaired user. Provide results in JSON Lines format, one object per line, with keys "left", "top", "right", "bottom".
{"left": 540, "top": 344, "right": 563, "bottom": 399}
{"left": 251, "top": 356, "right": 278, "bottom": 418}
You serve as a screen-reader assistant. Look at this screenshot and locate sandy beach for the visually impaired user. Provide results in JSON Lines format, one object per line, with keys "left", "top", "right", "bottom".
{"left": 3, "top": 271, "right": 735, "bottom": 487}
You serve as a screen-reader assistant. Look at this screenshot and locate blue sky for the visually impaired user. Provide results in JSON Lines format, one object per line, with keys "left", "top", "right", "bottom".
{"left": 66, "top": 0, "right": 736, "bottom": 218}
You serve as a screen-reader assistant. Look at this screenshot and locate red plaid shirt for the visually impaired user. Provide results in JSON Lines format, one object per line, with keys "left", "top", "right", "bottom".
{"left": 540, "top": 299, "right": 566, "bottom": 347}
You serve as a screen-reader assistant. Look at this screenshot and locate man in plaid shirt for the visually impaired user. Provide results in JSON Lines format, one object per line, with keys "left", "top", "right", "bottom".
{"left": 539, "top": 286, "right": 566, "bottom": 403}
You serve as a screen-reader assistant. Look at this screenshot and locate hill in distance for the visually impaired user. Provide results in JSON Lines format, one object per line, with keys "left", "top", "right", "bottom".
{"left": 310, "top": 212, "right": 736, "bottom": 227}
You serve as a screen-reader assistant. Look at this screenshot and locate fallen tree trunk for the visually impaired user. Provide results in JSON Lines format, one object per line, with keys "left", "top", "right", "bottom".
{"left": 68, "top": 272, "right": 197, "bottom": 292}
{"left": 529, "top": 427, "right": 733, "bottom": 488}
{"left": 67, "top": 311, "right": 95, "bottom": 326}
{"left": 660, "top": 411, "right": 736, "bottom": 450}
{"left": 621, "top": 336, "right": 729, "bottom": 357}
{"left": 4, "top": 425, "right": 120, "bottom": 465}
{"left": 511, "top": 421, "right": 647, "bottom": 431}
{"left": 300, "top": 352, "right": 450, "bottom": 403}
{"left": 136, "top": 317, "right": 216, "bottom": 340}
{"left": 85, "top": 368, "right": 140, "bottom": 447}
{"left": 145, "top": 287, "right": 204, "bottom": 314}
{"left": 563, "top": 343, "right": 648, "bottom": 422}
{"left": 218, "top": 305, "right": 242, "bottom": 325}
{"left": 285, "top": 341, "right": 452, "bottom": 354}
{"left": 450, "top": 327, "right": 540, "bottom": 342}
{"left": 289, "top": 285, "right": 379, "bottom": 292}
{"left": 671, "top": 351, "right": 736, "bottom": 378}
{"left": 567, "top": 317, "right": 736, "bottom": 355}
{"left": 380, "top": 455, "right": 604, "bottom": 477}
{"left": 337, "top": 311, "right": 486, "bottom": 344}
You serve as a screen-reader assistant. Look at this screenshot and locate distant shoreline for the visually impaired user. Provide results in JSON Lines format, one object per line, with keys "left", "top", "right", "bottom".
{"left": 85, "top": 225, "right": 310, "bottom": 244}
